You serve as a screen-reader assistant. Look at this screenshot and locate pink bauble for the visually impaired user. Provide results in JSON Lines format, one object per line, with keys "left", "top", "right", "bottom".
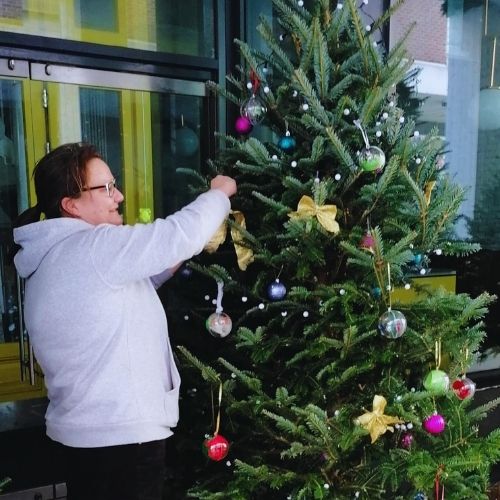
{"left": 235, "top": 115, "right": 253, "bottom": 135}
{"left": 360, "top": 232, "right": 375, "bottom": 251}
{"left": 400, "top": 432, "right": 414, "bottom": 449}
{"left": 423, "top": 413, "right": 446, "bottom": 435}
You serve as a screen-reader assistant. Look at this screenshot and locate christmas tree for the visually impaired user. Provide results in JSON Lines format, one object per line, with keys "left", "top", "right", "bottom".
{"left": 166, "top": 0, "right": 500, "bottom": 498}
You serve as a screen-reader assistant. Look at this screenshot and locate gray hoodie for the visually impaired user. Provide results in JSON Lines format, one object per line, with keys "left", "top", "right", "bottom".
{"left": 14, "top": 189, "right": 230, "bottom": 448}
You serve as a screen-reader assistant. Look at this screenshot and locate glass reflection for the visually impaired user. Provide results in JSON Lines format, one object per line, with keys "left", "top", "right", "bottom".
{"left": 80, "top": 87, "right": 122, "bottom": 185}
{"left": 0, "top": 79, "right": 27, "bottom": 345}
{"left": 0, "top": 0, "right": 215, "bottom": 58}
{"left": 151, "top": 93, "right": 204, "bottom": 217}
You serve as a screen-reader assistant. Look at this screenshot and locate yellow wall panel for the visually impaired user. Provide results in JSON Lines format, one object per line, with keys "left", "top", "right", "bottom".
{"left": 392, "top": 271, "right": 457, "bottom": 305}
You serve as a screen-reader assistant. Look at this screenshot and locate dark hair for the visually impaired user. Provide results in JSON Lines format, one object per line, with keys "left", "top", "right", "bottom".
{"left": 13, "top": 142, "right": 101, "bottom": 228}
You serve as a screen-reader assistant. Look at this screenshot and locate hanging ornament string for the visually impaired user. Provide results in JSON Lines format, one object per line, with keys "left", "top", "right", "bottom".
{"left": 249, "top": 68, "right": 261, "bottom": 94}
{"left": 435, "top": 339, "right": 442, "bottom": 370}
{"left": 354, "top": 119, "right": 371, "bottom": 149}
{"left": 461, "top": 347, "right": 469, "bottom": 376}
{"left": 212, "top": 381, "right": 223, "bottom": 436}
{"left": 371, "top": 252, "right": 386, "bottom": 306}
{"left": 434, "top": 464, "right": 445, "bottom": 500}
{"left": 387, "top": 263, "right": 392, "bottom": 310}
{"left": 277, "top": 265, "right": 284, "bottom": 281}
{"left": 424, "top": 180, "right": 436, "bottom": 207}
{"left": 215, "top": 281, "right": 224, "bottom": 314}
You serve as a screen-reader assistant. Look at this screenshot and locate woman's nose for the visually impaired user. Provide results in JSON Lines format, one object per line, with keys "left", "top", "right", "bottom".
{"left": 114, "top": 188, "right": 124, "bottom": 202}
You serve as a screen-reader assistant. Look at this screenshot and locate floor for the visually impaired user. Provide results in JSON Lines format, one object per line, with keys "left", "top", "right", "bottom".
{"left": 0, "top": 398, "right": 66, "bottom": 498}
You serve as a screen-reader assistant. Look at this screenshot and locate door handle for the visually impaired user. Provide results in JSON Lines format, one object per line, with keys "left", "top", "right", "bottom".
{"left": 16, "top": 274, "right": 26, "bottom": 382}
{"left": 16, "top": 274, "right": 35, "bottom": 385}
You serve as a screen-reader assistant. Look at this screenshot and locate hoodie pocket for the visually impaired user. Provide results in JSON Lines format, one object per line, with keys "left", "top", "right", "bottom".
{"left": 163, "top": 384, "right": 180, "bottom": 427}
{"left": 163, "top": 351, "right": 181, "bottom": 427}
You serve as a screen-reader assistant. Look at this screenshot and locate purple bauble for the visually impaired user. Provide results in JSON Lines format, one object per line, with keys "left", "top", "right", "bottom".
{"left": 179, "top": 265, "right": 193, "bottom": 278}
{"left": 267, "top": 279, "right": 287, "bottom": 301}
{"left": 235, "top": 115, "right": 253, "bottom": 135}
{"left": 423, "top": 413, "right": 446, "bottom": 435}
{"left": 400, "top": 432, "right": 414, "bottom": 449}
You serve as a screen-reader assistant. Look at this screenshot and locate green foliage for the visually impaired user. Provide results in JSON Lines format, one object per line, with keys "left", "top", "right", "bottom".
{"left": 170, "top": 0, "right": 499, "bottom": 498}
{"left": 0, "top": 478, "right": 12, "bottom": 494}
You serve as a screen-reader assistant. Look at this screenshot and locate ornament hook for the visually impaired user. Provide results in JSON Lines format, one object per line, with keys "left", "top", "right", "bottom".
{"left": 215, "top": 281, "right": 224, "bottom": 314}
{"left": 354, "top": 119, "right": 371, "bottom": 149}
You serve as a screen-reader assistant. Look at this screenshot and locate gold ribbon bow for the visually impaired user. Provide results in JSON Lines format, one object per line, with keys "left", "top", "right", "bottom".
{"left": 356, "top": 395, "right": 403, "bottom": 444}
{"left": 288, "top": 195, "right": 340, "bottom": 234}
{"left": 205, "top": 211, "right": 254, "bottom": 271}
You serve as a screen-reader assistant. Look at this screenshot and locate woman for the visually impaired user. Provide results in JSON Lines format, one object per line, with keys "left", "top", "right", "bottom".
{"left": 13, "top": 142, "right": 236, "bottom": 500}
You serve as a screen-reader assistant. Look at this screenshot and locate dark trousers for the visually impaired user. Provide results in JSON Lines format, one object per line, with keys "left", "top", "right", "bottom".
{"left": 58, "top": 439, "right": 167, "bottom": 500}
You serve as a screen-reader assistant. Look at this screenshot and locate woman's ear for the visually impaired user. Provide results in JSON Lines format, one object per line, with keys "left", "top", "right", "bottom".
{"left": 60, "top": 196, "right": 79, "bottom": 218}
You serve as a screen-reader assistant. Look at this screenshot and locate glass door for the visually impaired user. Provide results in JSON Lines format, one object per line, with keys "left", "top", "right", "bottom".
{"left": 0, "top": 61, "right": 209, "bottom": 402}
{"left": 31, "top": 63, "right": 208, "bottom": 222}
{"left": 0, "top": 63, "right": 45, "bottom": 401}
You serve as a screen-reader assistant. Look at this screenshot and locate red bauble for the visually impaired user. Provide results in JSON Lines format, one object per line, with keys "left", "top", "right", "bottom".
{"left": 452, "top": 377, "right": 476, "bottom": 400}
{"left": 204, "top": 434, "right": 229, "bottom": 461}
{"left": 235, "top": 116, "right": 253, "bottom": 135}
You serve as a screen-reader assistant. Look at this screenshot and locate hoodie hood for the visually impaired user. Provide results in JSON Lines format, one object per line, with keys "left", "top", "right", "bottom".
{"left": 14, "top": 218, "right": 93, "bottom": 278}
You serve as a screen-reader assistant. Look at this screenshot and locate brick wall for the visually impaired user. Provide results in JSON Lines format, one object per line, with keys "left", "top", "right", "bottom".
{"left": 390, "top": 0, "right": 447, "bottom": 64}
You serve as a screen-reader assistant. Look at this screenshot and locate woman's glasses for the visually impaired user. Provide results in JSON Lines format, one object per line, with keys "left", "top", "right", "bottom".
{"left": 81, "top": 179, "right": 116, "bottom": 198}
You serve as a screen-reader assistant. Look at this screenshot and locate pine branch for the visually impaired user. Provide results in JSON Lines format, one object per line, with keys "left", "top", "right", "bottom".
{"left": 187, "top": 262, "right": 235, "bottom": 284}
{"left": 234, "top": 326, "right": 264, "bottom": 349}
{"left": 218, "top": 357, "right": 265, "bottom": 394}
{"left": 346, "top": 0, "right": 371, "bottom": 75}
{"left": 252, "top": 191, "right": 291, "bottom": 215}
{"left": 324, "top": 126, "right": 356, "bottom": 170}
{"left": 176, "top": 346, "right": 221, "bottom": 384}
{"left": 206, "top": 79, "right": 242, "bottom": 107}
{"left": 234, "top": 39, "right": 265, "bottom": 77}
{"left": 234, "top": 161, "right": 281, "bottom": 177}
{"left": 256, "top": 17, "right": 296, "bottom": 75}
{"left": 273, "top": 0, "right": 312, "bottom": 42}
{"left": 262, "top": 409, "right": 306, "bottom": 437}
{"left": 175, "top": 167, "right": 208, "bottom": 188}
{"left": 292, "top": 68, "right": 332, "bottom": 126}
{"left": 328, "top": 74, "right": 364, "bottom": 102}
{"left": 312, "top": 17, "right": 332, "bottom": 99}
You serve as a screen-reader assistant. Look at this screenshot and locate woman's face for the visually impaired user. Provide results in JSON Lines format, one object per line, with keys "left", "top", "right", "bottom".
{"left": 71, "top": 157, "right": 124, "bottom": 226}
